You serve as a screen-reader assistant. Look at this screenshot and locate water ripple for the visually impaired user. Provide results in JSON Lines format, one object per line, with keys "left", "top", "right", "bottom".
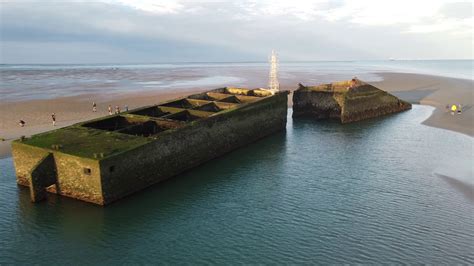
{"left": 0, "top": 106, "right": 473, "bottom": 264}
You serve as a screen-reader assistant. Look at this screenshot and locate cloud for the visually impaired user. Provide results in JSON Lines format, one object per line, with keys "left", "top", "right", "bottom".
{"left": 112, "top": 0, "right": 184, "bottom": 14}
{"left": 0, "top": 0, "right": 472, "bottom": 63}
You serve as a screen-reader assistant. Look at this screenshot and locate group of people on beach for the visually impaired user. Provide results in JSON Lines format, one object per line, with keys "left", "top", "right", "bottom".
{"left": 105, "top": 103, "right": 128, "bottom": 115}
{"left": 18, "top": 102, "right": 130, "bottom": 128}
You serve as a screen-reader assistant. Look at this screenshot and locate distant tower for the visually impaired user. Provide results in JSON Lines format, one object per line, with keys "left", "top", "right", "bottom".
{"left": 268, "top": 50, "right": 279, "bottom": 92}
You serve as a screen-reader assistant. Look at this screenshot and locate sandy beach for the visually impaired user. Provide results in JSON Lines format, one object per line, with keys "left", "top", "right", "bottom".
{"left": 373, "top": 73, "right": 473, "bottom": 137}
{"left": 0, "top": 72, "right": 472, "bottom": 158}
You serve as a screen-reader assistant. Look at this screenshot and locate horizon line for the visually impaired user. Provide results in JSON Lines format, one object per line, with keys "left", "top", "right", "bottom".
{"left": 1, "top": 59, "right": 473, "bottom": 65}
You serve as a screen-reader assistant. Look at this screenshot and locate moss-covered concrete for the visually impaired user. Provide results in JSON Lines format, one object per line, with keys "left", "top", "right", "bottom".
{"left": 293, "top": 80, "right": 411, "bottom": 123}
{"left": 12, "top": 87, "right": 288, "bottom": 205}
{"left": 13, "top": 142, "right": 104, "bottom": 204}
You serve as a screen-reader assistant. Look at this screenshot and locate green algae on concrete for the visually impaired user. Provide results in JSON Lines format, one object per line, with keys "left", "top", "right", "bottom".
{"left": 19, "top": 125, "right": 151, "bottom": 159}
{"left": 292, "top": 80, "right": 412, "bottom": 123}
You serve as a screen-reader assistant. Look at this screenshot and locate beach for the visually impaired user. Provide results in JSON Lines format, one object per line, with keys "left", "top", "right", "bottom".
{"left": 373, "top": 73, "right": 473, "bottom": 137}
{"left": 1, "top": 70, "right": 472, "bottom": 158}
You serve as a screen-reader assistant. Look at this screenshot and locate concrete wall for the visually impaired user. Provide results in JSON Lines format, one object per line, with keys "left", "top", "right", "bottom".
{"left": 293, "top": 86, "right": 411, "bottom": 123}
{"left": 12, "top": 142, "right": 51, "bottom": 186}
{"left": 12, "top": 142, "right": 103, "bottom": 204}
{"left": 52, "top": 153, "right": 103, "bottom": 204}
{"left": 98, "top": 92, "right": 288, "bottom": 204}
{"left": 292, "top": 90, "right": 342, "bottom": 119}
{"left": 341, "top": 91, "right": 411, "bottom": 123}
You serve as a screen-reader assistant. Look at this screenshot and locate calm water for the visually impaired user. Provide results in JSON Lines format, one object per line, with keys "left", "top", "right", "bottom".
{"left": 1, "top": 60, "right": 472, "bottom": 102}
{"left": 0, "top": 106, "right": 473, "bottom": 264}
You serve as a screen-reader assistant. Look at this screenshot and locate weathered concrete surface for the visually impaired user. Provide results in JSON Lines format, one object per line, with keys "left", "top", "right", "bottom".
{"left": 99, "top": 92, "right": 288, "bottom": 204}
{"left": 12, "top": 88, "right": 289, "bottom": 205}
{"left": 13, "top": 142, "right": 104, "bottom": 204}
{"left": 293, "top": 80, "right": 411, "bottom": 123}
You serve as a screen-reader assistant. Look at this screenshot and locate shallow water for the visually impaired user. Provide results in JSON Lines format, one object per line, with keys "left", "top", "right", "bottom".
{"left": 1, "top": 60, "right": 471, "bottom": 102}
{"left": 0, "top": 106, "right": 473, "bottom": 264}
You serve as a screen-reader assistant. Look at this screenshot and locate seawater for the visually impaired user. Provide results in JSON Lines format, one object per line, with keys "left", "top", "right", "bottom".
{"left": 1, "top": 60, "right": 472, "bottom": 102}
{"left": 0, "top": 106, "right": 473, "bottom": 264}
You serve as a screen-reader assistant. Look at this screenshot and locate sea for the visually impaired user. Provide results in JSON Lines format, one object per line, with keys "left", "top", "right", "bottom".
{"left": 0, "top": 107, "right": 473, "bottom": 264}
{"left": 0, "top": 60, "right": 473, "bottom": 264}
{"left": 0, "top": 60, "right": 472, "bottom": 102}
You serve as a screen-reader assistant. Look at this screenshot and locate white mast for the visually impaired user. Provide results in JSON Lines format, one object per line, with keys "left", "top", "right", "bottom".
{"left": 268, "top": 50, "right": 279, "bottom": 92}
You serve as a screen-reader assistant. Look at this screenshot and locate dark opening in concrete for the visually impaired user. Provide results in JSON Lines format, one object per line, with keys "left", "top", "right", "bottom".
{"left": 160, "top": 99, "right": 198, "bottom": 109}
{"left": 130, "top": 106, "right": 171, "bottom": 118}
{"left": 194, "top": 102, "right": 224, "bottom": 112}
{"left": 83, "top": 116, "right": 143, "bottom": 131}
{"left": 118, "top": 121, "right": 169, "bottom": 137}
{"left": 219, "top": 95, "right": 241, "bottom": 104}
{"left": 164, "top": 111, "right": 202, "bottom": 122}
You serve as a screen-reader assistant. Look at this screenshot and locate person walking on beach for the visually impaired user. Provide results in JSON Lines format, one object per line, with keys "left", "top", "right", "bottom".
{"left": 19, "top": 120, "right": 26, "bottom": 127}
{"left": 51, "top": 113, "right": 56, "bottom": 126}
{"left": 124, "top": 105, "right": 128, "bottom": 112}
{"left": 108, "top": 105, "right": 113, "bottom": 115}
{"left": 92, "top": 102, "right": 97, "bottom": 112}
{"left": 115, "top": 105, "right": 120, "bottom": 114}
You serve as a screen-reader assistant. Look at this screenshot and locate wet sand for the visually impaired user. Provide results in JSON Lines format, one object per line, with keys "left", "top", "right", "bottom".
{"left": 0, "top": 72, "right": 472, "bottom": 158}
{"left": 373, "top": 73, "right": 473, "bottom": 137}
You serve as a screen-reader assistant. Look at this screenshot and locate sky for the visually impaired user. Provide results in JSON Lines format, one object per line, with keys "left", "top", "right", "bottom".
{"left": 0, "top": 0, "right": 472, "bottom": 63}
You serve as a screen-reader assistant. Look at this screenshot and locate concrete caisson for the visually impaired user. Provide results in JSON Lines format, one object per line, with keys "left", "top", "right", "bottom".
{"left": 12, "top": 88, "right": 289, "bottom": 205}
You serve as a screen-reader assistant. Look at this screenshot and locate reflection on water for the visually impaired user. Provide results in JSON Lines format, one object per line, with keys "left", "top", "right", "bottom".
{"left": 0, "top": 105, "right": 473, "bottom": 264}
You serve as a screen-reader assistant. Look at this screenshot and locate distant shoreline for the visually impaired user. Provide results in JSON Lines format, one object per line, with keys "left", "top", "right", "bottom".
{"left": 1, "top": 72, "right": 472, "bottom": 158}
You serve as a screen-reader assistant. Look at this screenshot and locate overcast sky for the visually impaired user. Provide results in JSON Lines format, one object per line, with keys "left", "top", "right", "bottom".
{"left": 0, "top": 0, "right": 472, "bottom": 63}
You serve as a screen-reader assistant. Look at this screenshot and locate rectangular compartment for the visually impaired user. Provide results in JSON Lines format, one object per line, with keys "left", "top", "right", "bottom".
{"left": 219, "top": 95, "right": 241, "bottom": 104}
{"left": 188, "top": 92, "right": 231, "bottom": 101}
{"left": 160, "top": 99, "right": 211, "bottom": 109}
{"left": 193, "top": 102, "right": 224, "bottom": 112}
{"left": 82, "top": 116, "right": 145, "bottom": 132}
{"left": 162, "top": 110, "right": 202, "bottom": 122}
{"left": 160, "top": 99, "right": 195, "bottom": 109}
{"left": 129, "top": 106, "right": 171, "bottom": 118}
{"left": 193, "top": 102, "right": 239, "bottom": 112}
{"left": 117, "top": 121, "right": 169, "bottom": 137}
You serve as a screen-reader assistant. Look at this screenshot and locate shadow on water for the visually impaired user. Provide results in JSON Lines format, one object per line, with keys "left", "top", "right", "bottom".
{"left": 290, "top": 108, "right": 413, "bottom": 144}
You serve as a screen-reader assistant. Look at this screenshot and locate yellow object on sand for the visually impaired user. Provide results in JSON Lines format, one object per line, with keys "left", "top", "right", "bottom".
{"left": 451, "top": 105, "right": 457, "bottom": 112}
